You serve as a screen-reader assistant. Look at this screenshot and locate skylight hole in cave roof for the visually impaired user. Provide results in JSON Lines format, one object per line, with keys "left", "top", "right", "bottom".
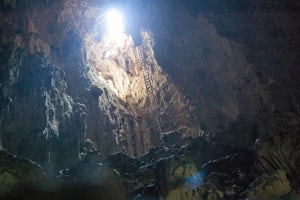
{"left": 105, "top": 8, "right": 125, "bottom": 38}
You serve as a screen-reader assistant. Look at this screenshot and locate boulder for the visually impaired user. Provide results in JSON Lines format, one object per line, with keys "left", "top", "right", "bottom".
{"left": 242, "top": 170, "right": 291, "bottom": 199}
{"left": 57, "top": 152, "right": 127, "bottom": 200}
{"left": 166, "top": 181, "right": 224, "bottom": 200}
{"left": 0, "top": 150, "right": 45, "bottom": 197}
{"left": 255, "top": 115, "right": 300, "bottom": 182}
{"left": 155, "top": 156, "right": 198, "bottom": 195}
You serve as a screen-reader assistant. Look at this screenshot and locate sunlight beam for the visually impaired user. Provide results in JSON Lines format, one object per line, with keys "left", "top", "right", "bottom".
{"left": 105, "top": 9, "right": 124, "bottom": 38}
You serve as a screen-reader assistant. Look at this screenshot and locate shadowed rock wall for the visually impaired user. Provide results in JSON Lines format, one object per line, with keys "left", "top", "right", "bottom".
{"left": 0, "top": 0, "right": 299, "bottom": 172}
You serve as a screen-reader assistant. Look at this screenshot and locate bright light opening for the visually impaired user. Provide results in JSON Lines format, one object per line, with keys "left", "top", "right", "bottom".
{"left": 106, "top": 9, "right": 124, "bottom": 37}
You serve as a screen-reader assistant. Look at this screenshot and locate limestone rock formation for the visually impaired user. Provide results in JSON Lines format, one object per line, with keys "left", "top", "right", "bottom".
{"left": 155, "top": 156, "right": 199, "bottom": 196}
{"left": 150, "top": 0, "right": 300, "bottom": 149}
{"left": 0, "top": 136, "right": 297, "bottom": 200}
{"left": 85, "top": 28, "right": 200, "bottom": 157}
{"left": 242, "top": 170, "right": 291, "bottom": 199}
{"left": 157, "top": 155, "right": 224, "bottom": 200}
{"left": 57, "top": 152, "right": 127, "bottom": 200}
{"left": 105, "top": 139, "right": 258, "bottom": 199}
{"left": 0, "top": 150, "right": 45, "bottom": 197}
{"left": 0, "top": 0, "right": 299, "bottom": 199}
{"left": 255, "top": 117, "right": 300, "bottom": 182}
{"left": 0, "top": 48, "right": 86, "bottom": 170}
{"left": 166, "top": 182, "right": 224, "bottom": 200}
{"left": 0, "top": 0, "right": 203, "bottom": 162}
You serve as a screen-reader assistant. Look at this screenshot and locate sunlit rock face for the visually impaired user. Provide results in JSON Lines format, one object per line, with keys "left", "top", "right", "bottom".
{"left": 0, "top": 0, "right": 299, "bottom": 171}
{"left": 62, "top": 0, "right": 201, "bottom": 157}
{"left": 0, "top": 0, "right": 300, "bottom": 199}
{"left": 0, "top": 0, "right": 201, "bottom": 165}
{"left": 85, "top": 27, "right": 200, "bottom": 156}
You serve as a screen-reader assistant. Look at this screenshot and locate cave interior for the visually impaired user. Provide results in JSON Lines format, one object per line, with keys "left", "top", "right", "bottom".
{"left": 0, "top": 0, "right": 299, "bottom": 199}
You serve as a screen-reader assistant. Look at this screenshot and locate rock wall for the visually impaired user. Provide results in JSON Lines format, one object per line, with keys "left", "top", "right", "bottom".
{"left": 135, "top": 0, "right": 300, "bottom": 149}
{"left": 0, "top": 48, "right": 85, "bottom": 170}
{"left": 0, "top": 0, "right": 201, "bottom": 168}
{"left": 85, "top": 28, "right": 200, "bottom": 157}
{"left": 0, "top": 0, "right": 299, "bottom": 173}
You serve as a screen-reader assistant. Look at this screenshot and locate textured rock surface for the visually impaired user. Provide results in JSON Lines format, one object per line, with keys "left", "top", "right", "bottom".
{"left": 0, "top": 48, "right": 85, "bottom": 169}
{"left": 166, "top": 183, "right": 224, "bottom": 200}
{"left": 255, "top": 113, "right": 300, "bottom": 181}
{"left": 0, "top": 137, "right": 297, "bottom": 200}
{"left": 156, "top": 156, "right": 198, "bottom": 196}
{"left": 2, "top": 151, "right": 126, "bottom": 200}
{"left": 0, "top": 150, "right": 45, "bottom": 197}
{"left": 0, "top": 0, "right": 202, "bottom": 161}
{"left": 105, "top": 139, "right": 259, "bottom": 199}
{"left": 56, "top": 152, "right": 127, "bottom": 200}
{"left": 141, "top": 0, "right": 300, "bottom": 153}
{"left": 85, "top": 29, "right": 200, "bottom": 156}
{"left": 0, "top": 0, "right": 299, "bottom": 199}
{"left": 242, "top": 170, "right": 291, "bottom": 199}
